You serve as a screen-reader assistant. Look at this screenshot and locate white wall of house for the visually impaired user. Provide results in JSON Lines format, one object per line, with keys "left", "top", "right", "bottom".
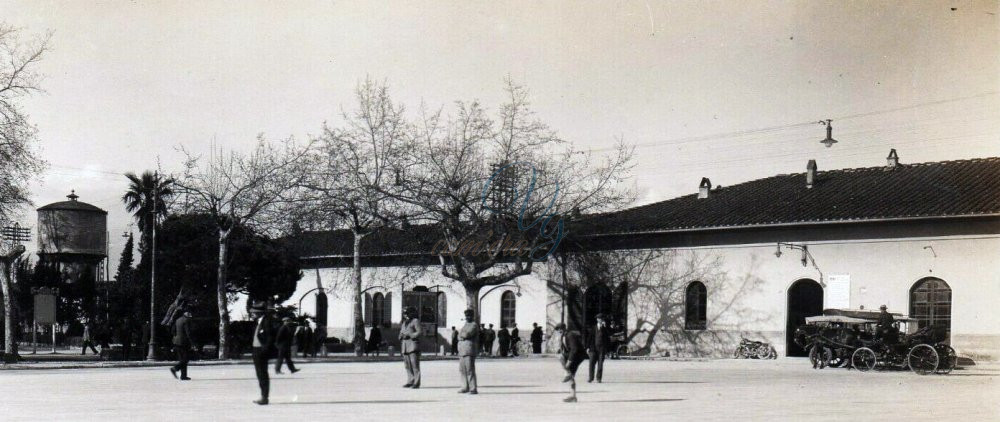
{"left": 284, "top": 266, "right": 548, "bottom": 348}
{"left": 619, "top": 234, "right": 1000, "bottom": 360}
{"left": 240, "top": 233, "right": 998, "bottom": 360}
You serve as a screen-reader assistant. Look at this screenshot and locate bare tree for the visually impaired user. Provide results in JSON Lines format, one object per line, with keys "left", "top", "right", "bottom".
{"left": 176, "top": 136, "right": 313, "bottom": 358}
{"left": 399, "top": 78, "right": 634, "bottom": 321}
{"left": 304, "top": 78, "right": 417, "bottom": 355}
{"left": 0, "top": 23, "right": 49, "bottom": 362}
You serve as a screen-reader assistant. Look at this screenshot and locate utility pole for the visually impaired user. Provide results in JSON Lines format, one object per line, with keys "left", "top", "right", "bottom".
{"left": 1, "top": 223, "right": 31, "bottom": 363}
{"left": 146, "top": 172, "right": 159, "bottom": 361}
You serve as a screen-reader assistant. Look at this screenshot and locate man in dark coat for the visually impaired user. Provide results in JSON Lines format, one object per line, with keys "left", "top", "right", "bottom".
{"left": 399, "top": 306, "right": 422, "bottom": 388}
{"left": 555, "top": 323, "right": 587, "bottom": 403}
{"left": 301, "top": 323, "right": 314, "bottom": 358}
{"left": 479, "top": 324, "right": 487, "bottom": 354}
{"left": 457, "top": 310, "right": 479, "bottom": 394}
{"left": 450, "top": 327, "right": 459, "bottom": 356}
{"left": 588, "top": 314, "right": 611, "bottom": 383}
{"left": 498, "top": 325, "right": 511, "bottom": 357}
{"left": 169, "top": 310, "right": 193, "bottom": 380}
{"left": 274, "top": 317, "right": 299, "bottom": 374}
{"left": 485, "top": 324, "right": 496, "bottom": 356}
{"left": 530, "top": 323, "right": 544, "bottom": 354}
{"left": 250, "top": 303, "right": 277, "bottom": 405}
{"left": 510, "top": 323, "right": 520, "bottom": 356}
{"left": 367, "top": 325, "right": 383, "bottom": 356}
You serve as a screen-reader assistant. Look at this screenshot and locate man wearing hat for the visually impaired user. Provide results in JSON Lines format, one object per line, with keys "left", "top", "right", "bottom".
{"left": 877, "top": 304, "right": 896, "bottom": 340}
{"left": 555, "top": 322, "right": 587, "bottom": 403}
{"left": 399, "top": 306, "right": 422, "bottom": 388}
{"left": 169, "top": 309, "right": 193, "bottom": 380}
{"left": 588, "top": 313, "right": 611, "bottom": 383}
{"left": 275, "top": 316, "right": 300, "bottom": 374}
{"left": 250, "top": 302, "right": 277, "bottom": 405}
{"left": 457, "top": 309, "right": 480, "bottom": 394}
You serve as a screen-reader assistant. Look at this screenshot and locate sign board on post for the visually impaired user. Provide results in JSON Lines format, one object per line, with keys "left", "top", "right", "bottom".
{"left": 33, "top": 289, "right": 57, "bottom": 325}
{"left": 826, "top": 274, "right": 851, "bottom": 309}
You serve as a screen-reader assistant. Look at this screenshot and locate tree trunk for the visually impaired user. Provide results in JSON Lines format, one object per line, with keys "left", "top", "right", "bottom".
{"left": 465, "top": 285, "right": 482, "bottom": 325}
{"left": 216, "top": 229, "right": 231, "bottom": 359}
{"left": 352, "top": 231, "right": 364, "bottom": 356}
{"left": 1, "top": 247, "right": 25, "bottom": 363}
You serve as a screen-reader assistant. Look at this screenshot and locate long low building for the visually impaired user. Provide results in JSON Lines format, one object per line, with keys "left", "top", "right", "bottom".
{"left": 284, "top": 151, "right": 1000, "bottom": 361}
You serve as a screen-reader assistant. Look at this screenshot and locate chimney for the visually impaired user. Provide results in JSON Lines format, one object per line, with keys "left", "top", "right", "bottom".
{"left": 806, "top": 160, "right": 817, "bottom": 189}
{"left": 698, "top": 177, "right": 711, "bottom": 199}
{"left": 886, "top": 149, "right": 899, "bottom": 168}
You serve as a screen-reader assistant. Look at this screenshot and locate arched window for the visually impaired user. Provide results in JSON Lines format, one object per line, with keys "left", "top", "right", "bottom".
{"left": 372, "top": 293, "right": 385, "bottom": 328}
{"left": 910, "top": 278, "right": 951, "bottom": 335}
{"left": 685, "top": 281, "right": 707, "bottom": 330}
{"left": 500, "top": 291, "right": 516, "bottom": 328}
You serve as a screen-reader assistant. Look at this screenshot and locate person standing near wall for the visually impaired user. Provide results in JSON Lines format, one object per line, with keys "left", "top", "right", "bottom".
{"left": 450, "top": 327, "right": 459, "bottom": 356}
{"left": 498, "top": 325, "right": 511, "bottom": 357}
{"left": 399, "top": 306, "right": 422, "bottom": 388}
{"left": 531, "top": 323, "right": 544, "bottom": 354}
{"left": 457, "top": 310, "right": 479, "bottom": 394}
{"left": 510, "top": 323, "right": 520, "bottom": 356}
{"left": 588, "top": 314, "right": 610, "bottom": 383}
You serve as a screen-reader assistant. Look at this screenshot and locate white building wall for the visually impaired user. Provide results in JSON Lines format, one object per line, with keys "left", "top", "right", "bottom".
{"left": 620, "top": 235, "right": 1000, "bottom": 360}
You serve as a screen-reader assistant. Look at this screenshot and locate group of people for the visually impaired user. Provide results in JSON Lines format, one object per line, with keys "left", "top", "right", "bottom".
{"left": 449, "top": 322, "right": 546, "bottom": 357}
{"left": 171, "top": 301, "right": 611, "bottom": 405}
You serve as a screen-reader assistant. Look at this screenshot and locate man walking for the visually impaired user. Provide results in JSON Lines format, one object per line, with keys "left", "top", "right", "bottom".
{"left": 457, "top": 309, "right": 479, "bottom": 394}
{"left": 530, "top": 323, "right": 544, "bottom": 354}
{"left": 169, "top": 309, "right": 193, "bottom": 380}
{"left": 555, "top": 323, "right": 587, "bottom": 403}
{"left": 275, "top": 317, "right": 299, "bottom": 374}
{"left": 399, "top": 306, "right": 422, "bottom": 388}
{"left": 81, "top": 319, "right": 99, "bottom": 355}
{"left": 250, "top": 302, "right": 277, "bottom": 405}
{"left": 510, "top": 323, "right": 520, "bottom": 356}
{"left": 450, "top": 326, "right": 459, "bottom": 356}
{"left": 588, "top": 314, "right": 611, "bottom": 383}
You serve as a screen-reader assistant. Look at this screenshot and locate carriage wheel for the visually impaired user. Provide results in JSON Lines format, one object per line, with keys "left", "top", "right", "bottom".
{"left": 733, "top": 347, "right": 742, "bottom": 359}
{"left": 755, "top": 345, "right": 773, "bottom": 360}
{"left": 851, "top": 347, "right": 876, "bottom": 372}
{"left": 907, "top": 344, "right": 939, "bottom": 375}
{"left": 809, "top": 345, "right": 831, "bottom": 369}
{"left": 935, "top": 345, "right": 956, "bottom": 375}
{"left": 616, "top": 344, "right": 629, "bottom": 359}
{"left": 767, "top": 346, "right": 777, "bottom": 360}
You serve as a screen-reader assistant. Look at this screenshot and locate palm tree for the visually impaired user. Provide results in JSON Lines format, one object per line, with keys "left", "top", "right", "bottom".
{"left": 121, "top": 171, "right": 174, "bottom": 256}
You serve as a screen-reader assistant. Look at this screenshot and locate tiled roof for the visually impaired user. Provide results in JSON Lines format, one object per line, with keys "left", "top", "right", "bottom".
{"left": 292, "top": 157, "right": 1000, "bottom": 258}
{"left": 292, "top": 225, "right": 442, "bottom": 258}
{"left": 575, "top": 157, "right": 1000, "bottom": 236}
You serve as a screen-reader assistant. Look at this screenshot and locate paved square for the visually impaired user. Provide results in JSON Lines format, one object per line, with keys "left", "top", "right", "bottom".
{"left": 1, "top": 357, "right": 997, "bottom": 421}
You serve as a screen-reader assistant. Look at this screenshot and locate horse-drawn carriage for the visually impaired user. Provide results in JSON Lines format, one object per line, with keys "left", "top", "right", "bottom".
{"left": 794, "top": 308, "right": 956, "bottom": 375}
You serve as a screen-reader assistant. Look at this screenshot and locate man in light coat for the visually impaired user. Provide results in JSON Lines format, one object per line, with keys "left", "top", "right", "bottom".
{"left": 399, "top": 306, "right": 422, "bottom": 388}
{"left": 457, "top": 309, "right": 480, "bottom": 394}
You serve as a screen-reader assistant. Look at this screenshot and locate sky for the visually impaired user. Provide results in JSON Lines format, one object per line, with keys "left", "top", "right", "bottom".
{"left": 3, "top": 0, "right": 998, "bottom": 273}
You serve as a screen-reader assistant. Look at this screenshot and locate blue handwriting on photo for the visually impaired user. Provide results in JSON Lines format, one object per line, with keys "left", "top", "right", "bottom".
{"left": 480, "top": 162, "right": 565, "bottom": 261}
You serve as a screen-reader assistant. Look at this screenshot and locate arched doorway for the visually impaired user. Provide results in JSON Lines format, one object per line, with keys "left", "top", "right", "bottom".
{"left": 910, "top": 278, "right": 951, "bottom": 342}
{"left": 786, "top": 279, "right": 824, "bottom": 356}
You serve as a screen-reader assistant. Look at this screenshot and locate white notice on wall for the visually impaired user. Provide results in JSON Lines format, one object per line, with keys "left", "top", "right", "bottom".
{"left": 826, "top": 274, "right": 851, "bottom": 309}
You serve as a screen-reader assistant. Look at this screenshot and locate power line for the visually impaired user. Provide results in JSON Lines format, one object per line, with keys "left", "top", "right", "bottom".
{"left": 586, "top": 91, "right": 999, "bottom": 153}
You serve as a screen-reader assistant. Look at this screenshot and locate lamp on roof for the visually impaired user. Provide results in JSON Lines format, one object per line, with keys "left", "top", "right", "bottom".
{"left": 818, "top": 119, "right": 837, "bottom": 148}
